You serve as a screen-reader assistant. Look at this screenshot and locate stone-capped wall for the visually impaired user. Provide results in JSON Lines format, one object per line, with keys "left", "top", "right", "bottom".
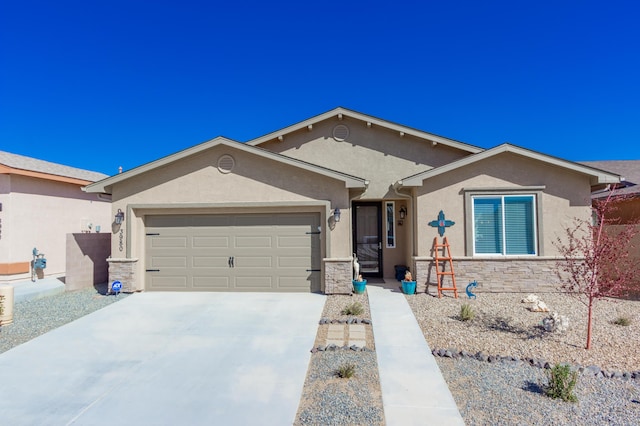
{"left": 107, "top": 258, "right": 139, "bottom": 293}
{"left": 324, "top": 258, "right": 353, "bottom": 294}
{"left": 415, "top": 257, "right": 564, "bottom": 294}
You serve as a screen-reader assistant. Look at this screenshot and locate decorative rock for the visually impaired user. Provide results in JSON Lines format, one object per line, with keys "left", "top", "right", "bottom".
{"left": 521, "top": 294, "right": 540, "bottom": 303}
{"left": 317, "top": 346, "right": 326, "bottom": 352}
{"left": 476, "top": 351, "right": 489, "bottom": 362}
{"left": 528, "top": 300, "right": 550, "bottom": 312}
{"left": 444, "top": 350, "right": 453, "bottom": 358}
{"left": 542, "top": 312, "right": 569, "bottom": 332}
{"left": 362, "top": 319, "right": 371, "bottom": 324}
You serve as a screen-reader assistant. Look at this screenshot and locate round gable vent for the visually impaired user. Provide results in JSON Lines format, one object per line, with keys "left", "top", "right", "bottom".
{"left": 333, "top": 124, "right": 350, "bottom": 141}
{"left": 217, "top": 154, "right": 235, "bottom": 174}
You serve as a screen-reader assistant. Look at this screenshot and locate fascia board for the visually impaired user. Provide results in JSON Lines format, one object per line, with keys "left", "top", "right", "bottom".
{"left": 247, "top": 107, "right": 483, "bottom": 154}
{"left": 399, "top": 144, "right": 620, "bottom": 187}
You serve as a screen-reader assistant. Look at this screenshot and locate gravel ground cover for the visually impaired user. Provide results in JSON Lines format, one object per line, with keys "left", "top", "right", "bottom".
{"left": 407, "top": 292, "right": 640, "bottom": 425}
{"left": 0, "top": 286, "right": 129, "bottom": 354}
{"left": 295, "top": 292, "right": 385, "bottom": 425}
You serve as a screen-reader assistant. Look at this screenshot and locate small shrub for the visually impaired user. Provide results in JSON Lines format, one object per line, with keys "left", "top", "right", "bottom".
{"left": 341, "top": 302, "right": 364, "bottom": 316}
{"left": 337, "top": 363, "right": 356, "bottom": 379}
{"left": 544, "top": 364, "right": 578, "bottom": 402}
{"left": 460, "top": 303, "right": 475, "bottom": 321}
{"left": 613, "top": 316, "right": 631, "bottom": 326}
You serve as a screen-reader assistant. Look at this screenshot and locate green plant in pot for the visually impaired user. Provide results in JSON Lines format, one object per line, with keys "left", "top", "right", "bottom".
{"left": 401, "top": 271, "right": 417, "bottom": 294}
{"left": 352, "top": 274, "right": 367, "bottom": 294}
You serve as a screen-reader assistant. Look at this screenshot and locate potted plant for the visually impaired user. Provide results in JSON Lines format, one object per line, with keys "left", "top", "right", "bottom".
{"left": 352, "top": 274, "right": 367, "bottom": 294}
{"left": 401, "top": 271, "right": 416, "bottom": 294}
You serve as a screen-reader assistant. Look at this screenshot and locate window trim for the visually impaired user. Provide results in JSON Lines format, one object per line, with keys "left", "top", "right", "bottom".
{"left": 464, "top": 187, "right": 545, "bottom": 257}
{"left": 385, "top": 201, "right": 396, "bottom": 248}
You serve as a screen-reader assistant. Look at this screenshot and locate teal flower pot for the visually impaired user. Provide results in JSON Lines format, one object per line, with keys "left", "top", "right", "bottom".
{"left": 402, "top": 280, "right": 416, "bottom": 295}
{"left": 352, "top": 279, "right": 367, "bottom": 294}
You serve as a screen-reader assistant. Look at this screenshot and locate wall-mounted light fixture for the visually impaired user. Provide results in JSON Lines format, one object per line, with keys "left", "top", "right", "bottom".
{"left": 115, "top": 208, "right": 125, "bottom": 224}
{"left": 333, "top": 208, "right": 341, "bottom": 223}
{"left": 399, "top": 205, "right": 407, "bottom": 220}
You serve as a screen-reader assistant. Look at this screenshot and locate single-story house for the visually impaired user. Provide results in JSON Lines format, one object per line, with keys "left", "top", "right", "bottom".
{"left": 0, "top": 151, "right": 111, "bottom": 282}
{"left": 84, "top": 108, "right": 620, "bottom": 294}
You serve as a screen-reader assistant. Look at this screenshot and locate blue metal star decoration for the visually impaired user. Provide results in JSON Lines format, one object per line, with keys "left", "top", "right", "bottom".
{"left": 428, "top": 210, "right": 455, "bottom": 237}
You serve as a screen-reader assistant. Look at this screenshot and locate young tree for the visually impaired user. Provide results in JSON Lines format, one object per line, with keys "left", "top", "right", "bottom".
{"left": 555, "top": 189, "right": 640, "bottom": 349}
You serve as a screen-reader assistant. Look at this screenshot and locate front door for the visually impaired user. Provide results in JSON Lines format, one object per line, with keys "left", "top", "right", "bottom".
{"left": 353, "top": 202, "right": 382, "bottom": 278}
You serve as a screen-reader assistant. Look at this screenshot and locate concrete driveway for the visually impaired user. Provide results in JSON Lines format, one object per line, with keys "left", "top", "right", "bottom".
{"left": 0, "top": 292, "right": 325, "bottom": 425}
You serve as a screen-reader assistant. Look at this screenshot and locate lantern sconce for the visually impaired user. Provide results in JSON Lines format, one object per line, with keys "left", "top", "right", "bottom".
{"left": 399, "top": 205, "right": 407, "bottom": 220}
{"left": 115, "top": 208, "right": 125, "bottom": 225}
{"left": 333, "top": 208, "right": 341, "bottom": 223}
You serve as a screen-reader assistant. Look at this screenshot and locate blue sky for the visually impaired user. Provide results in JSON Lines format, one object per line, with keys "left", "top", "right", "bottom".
{"left": 1, "top": 0, "right": 639, "bottom": 176}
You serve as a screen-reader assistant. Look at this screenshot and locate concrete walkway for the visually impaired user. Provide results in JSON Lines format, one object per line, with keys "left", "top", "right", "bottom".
{"left": 368, "top": 283, "right": 464, "bottom": 425}
{"left": 2, "top": 276, "right": 66, "bottom": 302}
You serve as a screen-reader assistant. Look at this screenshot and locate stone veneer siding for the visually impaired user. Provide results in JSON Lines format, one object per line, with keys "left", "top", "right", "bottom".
{"left": 414, "top": 257, "right": 565, "bottom": 294}
{"left": 107, "top": 258, "right": 139, "bottom": 293}
{"left": 323, "top": 258, "right": 353, "bottom": 294}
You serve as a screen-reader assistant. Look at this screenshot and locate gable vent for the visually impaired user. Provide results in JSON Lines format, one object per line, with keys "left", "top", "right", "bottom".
{"left": 333, "top": 124, "right": 350, "bottom": 142}
{"left": 217, "top": 155, "right": 235, "bottom": 174}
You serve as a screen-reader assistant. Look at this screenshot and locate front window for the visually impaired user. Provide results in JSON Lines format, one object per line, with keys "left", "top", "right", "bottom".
{"left": 386, "top": 202, "right": 396, "bottom": 248}
{"left": 473, "top": 195, "right": 537, "bottom": 255}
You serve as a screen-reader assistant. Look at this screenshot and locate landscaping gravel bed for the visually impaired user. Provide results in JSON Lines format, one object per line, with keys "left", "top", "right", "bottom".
{"left": 436, "top": 356, "right": 640, "bottom": 426}
{"left": 0, "top": 287, "right": 129, "bottom": 354}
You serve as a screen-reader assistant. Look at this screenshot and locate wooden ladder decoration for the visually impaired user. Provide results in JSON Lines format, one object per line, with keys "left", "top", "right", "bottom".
{"left": 433, "top": 236, "right": 458, "bottom": 298}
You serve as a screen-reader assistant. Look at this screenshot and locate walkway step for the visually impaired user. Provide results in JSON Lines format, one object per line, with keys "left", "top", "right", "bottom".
{"left": 368, "top": 284, "right": 464, "bottom": 426}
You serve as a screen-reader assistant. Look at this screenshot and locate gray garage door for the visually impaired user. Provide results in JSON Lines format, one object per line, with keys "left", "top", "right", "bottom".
{"left": 145, "top": 213, "right": 321, "bottom": 292}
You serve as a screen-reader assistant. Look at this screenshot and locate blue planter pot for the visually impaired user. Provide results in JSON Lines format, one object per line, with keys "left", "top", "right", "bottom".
{"left": 402, "top": 280, "right": 417, "bottom": 295}
{"left": 352, "top": 279, "right": 367, "bottom": 294}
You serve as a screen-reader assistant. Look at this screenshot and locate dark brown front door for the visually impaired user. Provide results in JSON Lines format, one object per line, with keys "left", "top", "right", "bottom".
{"left": 353, "top": 202, "right": 382, "bottom": 278}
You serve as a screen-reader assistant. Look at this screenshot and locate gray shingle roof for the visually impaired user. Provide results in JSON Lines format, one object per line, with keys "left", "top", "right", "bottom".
{"left": 580, "top": 160, "right": 640, "bottom": 197}
{"left": 0, "top": 150, "right": 108, "bottom": 182}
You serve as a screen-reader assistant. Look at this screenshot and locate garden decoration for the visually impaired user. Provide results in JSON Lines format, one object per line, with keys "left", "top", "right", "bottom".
{"left": 401, "top": 270, "right": 417, "bottom": 294}
{"left": 428, "top": 210, "right": 455, "bottom": 237}
{"left": 465, "top": 280, "right": 478, "bottom": 299}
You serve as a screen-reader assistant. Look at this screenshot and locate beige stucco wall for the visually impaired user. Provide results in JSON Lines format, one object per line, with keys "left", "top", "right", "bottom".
{"left": 0, "top": 175, "right": 111, "bottom": 281}
{"left": 414, "top": 152, "right": 593, "bottom": 258}
{"left": 109, "top": 144, "right": 353, "bottom": 290}
{"left": 259, "top": 116, "right": 470, "bottom": 199}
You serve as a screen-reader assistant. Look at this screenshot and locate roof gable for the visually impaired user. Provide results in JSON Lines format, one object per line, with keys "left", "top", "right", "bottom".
{"left": 84, "top": 137, "right": 368, "bottom": 194}
{"left": 247, "top": 107, "right": 483, "bottom": 155}
{"left": 399, "top": 143, "right": 621, "bottom": 187}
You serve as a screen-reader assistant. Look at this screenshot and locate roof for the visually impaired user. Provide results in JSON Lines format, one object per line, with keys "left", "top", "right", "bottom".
{"left": 399, "top": 143, "right": 621, "bottom": 187}
{"left": 580, "top": 160, "right": 640, "bottom": 198}
{"left": 84, "top": 137, "right": 369, "bottom": 194}
{"left": 246, "top": 107, "right": 484, "bottom": 154}
{"left": 0, "top": 150, "right": 108, "bottom": 184}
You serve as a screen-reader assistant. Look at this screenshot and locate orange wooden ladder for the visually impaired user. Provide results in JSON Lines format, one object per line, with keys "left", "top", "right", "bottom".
{"left": 433, "top": 236, "right": 458, "bottom": 298}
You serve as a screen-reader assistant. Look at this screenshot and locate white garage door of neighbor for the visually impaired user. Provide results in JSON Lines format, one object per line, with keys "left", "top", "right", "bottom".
{"left": 145, "top": 213, "right": 321, "bottom": 292}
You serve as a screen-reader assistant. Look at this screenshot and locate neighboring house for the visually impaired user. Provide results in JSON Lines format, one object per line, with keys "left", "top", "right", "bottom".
{"left": 0, "top": 151, "right": 111, "bottom": 282}
{"left": 580, "top": 160, "right": 640, "bottom": 223}
{"left": 84, "top": 108, "right": 620, "bottom": 294}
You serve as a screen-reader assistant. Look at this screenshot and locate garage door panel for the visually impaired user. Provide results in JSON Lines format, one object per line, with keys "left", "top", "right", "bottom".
{"left": 193, "top": 276, "right": 230, "bottom": 289}
{"left": 192, "top": 256, "right": 229, "bottom": 268}
{"left": 149, "top": 276, "right": 188, "bottom": 289}
{"left": 193, "top": 236, "right": 230, "bottom": 248}
{"left": 150, "top": 237, "right": 188, "bottom": 249}
{"left": 236, "top": 256, "right": 272, "bottom": 268}
{"left": 235, "top": 236, "right": 272, "bottom": 248}
{"left": 151, "top": 256, "right": 187, "bottom": 268}
{"left": 146, "top": 213, "right": 320, "bottom": 292}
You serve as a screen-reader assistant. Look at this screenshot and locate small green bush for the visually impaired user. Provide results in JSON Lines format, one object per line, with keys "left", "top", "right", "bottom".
{"left": 544, "top": 364, "right": 578, "bottom": 402}
{"left": 341, "top": 302, "right": 364, "bottom": 316}
{"left": 613, "top": 316, "right": 631, "bottom": 326}
{"left": 460, "top": 303, "right": 475, "bottom": 321}
{"left": 337, "top": 363, "right": 356, "bottom": 379}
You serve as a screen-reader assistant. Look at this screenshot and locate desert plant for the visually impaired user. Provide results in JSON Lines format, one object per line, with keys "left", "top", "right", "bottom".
{"left": 544, "top": 364, "right": 578, "bottom": 402}
{"left": 613, "top": 316, "right": 631, "bottom": 326}
{"left": 337, "top": 363, "right": 356, "bottom": 379}
{"left": 554, "top": 189, "right": 640, "bottom": 349}
{"left": 460, "top": 303, "right": 475, "bottom": 321}
{"left": 341, "top": 302, "right": 364, "bottom": 316}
